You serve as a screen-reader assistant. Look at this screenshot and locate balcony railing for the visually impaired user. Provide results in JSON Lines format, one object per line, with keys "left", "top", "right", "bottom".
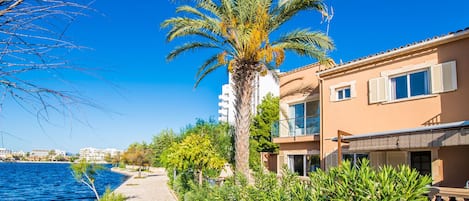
{"left": 271, "top": 115, "right": 320, "bottom": 138}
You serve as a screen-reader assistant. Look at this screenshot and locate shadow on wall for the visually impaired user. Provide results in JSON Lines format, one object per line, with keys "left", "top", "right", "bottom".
{"left": 434, "top": 38, "right": 469, "bottom": 188}
{"left": 323, "top": 147, "right": 338, "bottom": 171}
{"left": 436, "top": 38, "right": 469, "bottom": 125}
{"left": 422, "top": 114, "right": 441, "bottom": 126}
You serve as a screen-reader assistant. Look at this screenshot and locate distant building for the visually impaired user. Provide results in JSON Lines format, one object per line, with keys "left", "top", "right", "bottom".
{"left": 12, "top": 150, "right": 25, "bottom": 158}
{"left": 53, "top": 149, "right": 66, "bottom": 157}
{"left": 0, "top": 148, "right": 12, "bottom": 159}
{"left": 79, "top": 147, "right": 122, "bottom": 163}
{"left": 218, "top": 84, "right": 234, "bottom": 124}
{"left": 30, "top": 149, "right": 49, "bottom": 158}
{"left": 218, "top": 71, "right": 279, "bottom": 124}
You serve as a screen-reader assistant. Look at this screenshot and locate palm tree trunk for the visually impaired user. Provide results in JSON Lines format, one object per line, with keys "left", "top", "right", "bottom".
{"left": 232, "top": 61, "right": 256, "bottom": 179}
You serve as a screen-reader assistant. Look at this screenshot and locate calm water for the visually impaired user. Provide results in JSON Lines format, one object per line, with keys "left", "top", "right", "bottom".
{"left": 0, "top": 162, "right": 127, "bottom": 201}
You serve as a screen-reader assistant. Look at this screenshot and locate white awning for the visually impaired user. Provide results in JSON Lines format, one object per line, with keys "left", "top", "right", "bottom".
{"left": 336, "top": 121, "right": 469, "bottom": 151}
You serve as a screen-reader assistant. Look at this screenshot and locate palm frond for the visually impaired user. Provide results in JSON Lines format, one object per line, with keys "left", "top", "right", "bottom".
{"left": 270, "top": 0, "right": 325, "bottom": 31}
{"left": 162, "top": 17, "right": 222, "bottom": 41}
{"left": 194, "top": 62, "right": 225, "bottom": 88}
{"left": 273, "top": 29, "right": 333, "bottom": 50}
{"left": 176, "top": 5, "right": 205, "bottom": 18}
{"left": 274, "top": 42, "right": 326, "bottom": 60}
{"left": 166, "top": 42, "right": 220, "bottom": 61}
{"left": 195, "top": 53, "right": 218, "bottom": 79}
{"left": 167, "top": 27, "right": 220, "bottom": 42}
{"left": 197, "top": 0, "right": 222, "bottom": 18}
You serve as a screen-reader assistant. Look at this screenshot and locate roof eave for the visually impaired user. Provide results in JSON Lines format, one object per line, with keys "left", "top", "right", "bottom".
{"left": 317, "top": 29, "right": 469, "bottom": 77}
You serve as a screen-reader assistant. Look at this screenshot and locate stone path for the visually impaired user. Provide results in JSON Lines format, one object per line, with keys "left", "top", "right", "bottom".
{"left": 112, "top": 167, "right": 177, "bottom": 201}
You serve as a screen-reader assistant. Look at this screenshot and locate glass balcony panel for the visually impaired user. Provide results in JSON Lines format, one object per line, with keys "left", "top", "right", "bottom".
{"left": 271, "top": 115, "right": 320, "bottom": 138}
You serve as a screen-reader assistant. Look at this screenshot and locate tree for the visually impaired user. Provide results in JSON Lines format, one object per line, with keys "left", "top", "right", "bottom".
{"left": 122, "top": 142, "right": 152, "bottom": 178}
{"left": 163, "top": 0, "right": 333, "bottom": 177}
{"left": 111, "top": 152, "right": 121, "bottom": 167}
{"left": 48, "top": 150, "right": 57, "bottom": 161}
{"left": 161, "top": 134, "right": 225, "bottom": 185}
{"left": 151, "top": 129, "right": 180, "bottom": 167}
{"left": 249, "top": 93, "right": 279, "bottom": 170}
{"left": 0, "top": 0, "right": 94, "bottom": 122}
{"left": 251, "top": 93, "right": 279, "bottom": 153}
{"left": 181, "top": 119, "right": 234, "bottom": 163}
{"left": 104, "top": 153, "right": 112, "bottom": 163}
{"left": 71, "top": 159, "right": 105, "bottom": 200}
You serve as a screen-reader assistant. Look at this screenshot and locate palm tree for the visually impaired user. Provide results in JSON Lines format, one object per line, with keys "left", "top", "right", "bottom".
{"left": 162, "top": 0, "right": 334, "bottom": 178}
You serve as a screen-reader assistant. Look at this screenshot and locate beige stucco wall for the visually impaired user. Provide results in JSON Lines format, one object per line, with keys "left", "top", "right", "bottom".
{"left": 320, "top": 37, "right": 469, "bottom": 168}
{"left": 279, "top": 64, "right": 320, "bottom": 124}
{"left": 438, "top": 145, "right": 469, "bottom": 187}
{"left": 275, "top": 65, "right": 322, "bottom": 172}
{"left": 277, "top": 142, "right": 320, "bottom": 172}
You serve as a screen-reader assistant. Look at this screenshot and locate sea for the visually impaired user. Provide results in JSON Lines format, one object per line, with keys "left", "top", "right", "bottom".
{"left": 0, "top": 162, "right": 127, "bottom": 201}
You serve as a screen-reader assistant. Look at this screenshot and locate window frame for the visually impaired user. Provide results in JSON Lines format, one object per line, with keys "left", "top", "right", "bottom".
{"left": 288, "top": 154, "right": 320, "bottom": 176}
{"left": 336, "top": 86, "right": 351, "bottom": 101}
{"left": 329, "top": 80, "right": 356, "bottom": 102}
{"left": 389, "top": 68, "right": 430, "bottom": 100}
{"left": 288, "top": 100, "right": 320, "bottom": 136}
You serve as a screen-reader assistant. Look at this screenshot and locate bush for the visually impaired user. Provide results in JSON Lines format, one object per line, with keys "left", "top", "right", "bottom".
{"left": 179, "top": 159, "right": 431, "bottom": 201}
{"left": 100, "top": 188, "right": 125, "bottom": 201}
{"left": 309, "top": 159, "right": 432, "bottom": 201}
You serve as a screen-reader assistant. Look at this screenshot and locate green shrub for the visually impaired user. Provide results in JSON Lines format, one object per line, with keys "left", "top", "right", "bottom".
{"left": 118, "top": 162, "right": 126, "bottom": 169}
{"left": 100, "top": 188, "right": 125, "bottom": 201}
{"left": 309, "top": 159, "right": 432, "bottom": 201}
{"left": 178, "top": 159, "right": 431, "bottom": 201}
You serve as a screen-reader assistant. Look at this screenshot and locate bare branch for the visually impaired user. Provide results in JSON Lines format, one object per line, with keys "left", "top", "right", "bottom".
{"left": 0, "top": 0, "right": 97, "bottom": 126}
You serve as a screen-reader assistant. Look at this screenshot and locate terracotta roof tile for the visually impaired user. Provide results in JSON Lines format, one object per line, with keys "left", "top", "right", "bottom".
{"left": 279, "top": 62, "right": 322, "bottom": 77}
{"left": 318, "top": 27, "right": 469, "bottom": 73}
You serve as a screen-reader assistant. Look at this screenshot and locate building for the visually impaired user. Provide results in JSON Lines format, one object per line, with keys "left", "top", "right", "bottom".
{"left": 0, "top": 148, "right": 12, "bottom": 159}
{"left": 30, "top": 149, "right": 50, "bottom": 160}
{"left": 271, "top": 63, "right": 323, "bottom": 176}
{"left": 79, "top": 147, "right": 122, "bottom": 163}
{"left": 218, "top": 71, "right": 279, "bottom": 124}
{"left": 218, "top": 84, "right": 235, "bottom": 124}
{"left": 270, "top": 27, "right": 469, "bottom": 199}
{"left": 316, "top": 28, "right": 469, "bottom": 198}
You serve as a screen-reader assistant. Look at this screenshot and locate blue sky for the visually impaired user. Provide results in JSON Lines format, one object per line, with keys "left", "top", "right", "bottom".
{"left": 1, "top": 0, "right": 468, "bottom": 153}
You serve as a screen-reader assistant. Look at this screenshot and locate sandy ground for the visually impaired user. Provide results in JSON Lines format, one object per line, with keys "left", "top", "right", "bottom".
{"left": 112, "top": 167, "right": 177, "bottom": 201}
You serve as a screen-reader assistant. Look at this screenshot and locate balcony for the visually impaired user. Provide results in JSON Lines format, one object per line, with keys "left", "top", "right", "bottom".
{"left": 271, "top": 115, "right": 320, "bottom": 143}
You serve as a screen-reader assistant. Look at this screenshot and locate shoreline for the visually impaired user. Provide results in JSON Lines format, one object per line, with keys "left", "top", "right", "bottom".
{"left": 9, "top": 161, "right": 72, "bottom": 164}
{"left": 111, "top": 167, "right": 177, "bottom": 201}
{"left": 11, "top": 160, "right": 113, "bottom": 164}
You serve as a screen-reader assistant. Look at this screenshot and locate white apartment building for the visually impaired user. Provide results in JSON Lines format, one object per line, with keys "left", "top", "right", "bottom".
{"left": 30, "top": 149, "right": 49, "bottom": 158}
{"left": 79, "top": 147, "right": 122, "bottom": 163}
{"left": 0, "top": 148, "right": 12, "bottom": 159}
{"left": 218, "top": 70, "right": 280, "bottom": 124}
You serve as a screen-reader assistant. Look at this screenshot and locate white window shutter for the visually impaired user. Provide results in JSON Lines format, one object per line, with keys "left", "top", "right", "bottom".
{"left": 431, "top": 61, "right": 457, "bottom": 93}
{"left": 350, "top": 83, "right": 357, "bottom": 98}
{"left": 329, "top": 87, "right": 336, "bottom": 102}
{"left": 368, "top": 77, "right": 387, "bottom": 104}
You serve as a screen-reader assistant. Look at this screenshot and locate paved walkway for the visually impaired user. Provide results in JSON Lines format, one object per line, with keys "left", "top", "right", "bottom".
{"left": 112, "top": 167, "right": 177, "bottom": 201}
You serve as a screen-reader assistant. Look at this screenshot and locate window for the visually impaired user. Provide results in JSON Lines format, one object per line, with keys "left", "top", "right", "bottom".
{"left": 343, "top": 153, "right": 368, "bottom": 167}
{"left": 369, "top": 60, "right": 457, "bottom": 104}
{"left": 411, "top": 151, "right": 431, "bottom": 176}
{"left": 390, "top": 70, "right": 429, "bottom": 100}
{"left": 288, "top": 155, "right": 320, "bottom": 176}
{"left": 288, "top": 101, "right": 320, "bottom": 136}
{"left": 330, "top": 81, "right": 356, "bottom": 102}
{"left": 337, "top": 87, "right": 351, "bottom": 100}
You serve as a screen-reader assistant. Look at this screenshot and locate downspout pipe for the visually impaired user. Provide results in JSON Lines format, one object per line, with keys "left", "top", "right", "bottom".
{"left": 318, "top": 76, "right": 325, "bottom": 170}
